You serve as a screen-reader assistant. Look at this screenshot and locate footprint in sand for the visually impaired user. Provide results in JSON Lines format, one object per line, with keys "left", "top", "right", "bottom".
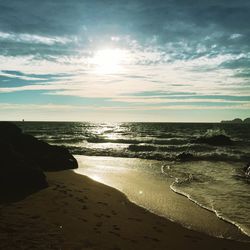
{"left": 111, "top": 210, "right": 117, "bottom": 215}
{"left": 144, "top": 236, "right": 160, "bottom": 242}
{"left": 77, "top": 198, "right": 85, "bottom": 203}
{"left": 94, "top": 227, "right": 102, "bottom": 234}
{"left": 30, "top": 215, "right": 41, "bottom": 220}
{"left": 109, "top": 231, "right": 121, "bottom": 237}
{"left": 94, "top": 213, "right": 103, "bottom": 218}
{"left": 153, "top": 226, "right": 163, "bottom": 233}
{"left": 96, "top": 222, "right": 103, "bottom": 227}
{"left": 97, "top": 201, "right": 108, "bottom": 206}
{"left": 130, "top": 239, "right": 137, "bottom": 244}
{"left": 80, "top": 218, "right": 88, "bottom": 222}
{"left": 128, "top": 217, "right": 142, "bottom": 222}
{"left": 112, "top": 225, "right": 120, "bottom": 231}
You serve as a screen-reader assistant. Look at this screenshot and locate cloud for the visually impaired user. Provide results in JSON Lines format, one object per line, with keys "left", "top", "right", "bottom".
{"left": 1, "top": 102, "right": 250, "bottom": 114}
{"left": 0, "top": 1, "right": 250, "bottom": 121}
{"left": 0, "top": 31, "right": 72, "bottom": 45}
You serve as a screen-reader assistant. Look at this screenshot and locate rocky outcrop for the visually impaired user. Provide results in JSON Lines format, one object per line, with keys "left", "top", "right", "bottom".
{"left": 244, "top": 118, "right": 250, "bottom": 123}
{"left": 176, "top": 152, "right": 194, "bottom": 161}
{"left": 0, "top": 122, "right": 78, "bottom": 201}
{"left": 191, "top": 134, "right": 233, "bottom": 146}
{"left": 0, "top": 142, "right": 48, "bottom": 201}
{"left": 244, "top": 163, "right": 250, "bottom": 178}
{"left": 221, "top": 118, "right": 250, "bottom": 123}
{"left": 221, "top": 118, "right": 242, "bottom": 123}
{"left": 11, "top": 133, "right": 78, "bottom": 171}
{"left": 128, "top": 144, "right": 156, "bottom": 152}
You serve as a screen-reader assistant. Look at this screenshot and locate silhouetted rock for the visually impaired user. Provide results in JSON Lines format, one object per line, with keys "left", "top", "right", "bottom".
{"left": 0, "top": 141, "right": 48, "bottom": 201}
{"left": 176, "top": 152, "right": 194, "bottom": 161}
{"left": 0, "top": 121, "right": 22, "bottom": 138}
{"left": 0, "top": 122, "right": 78, "bottom": 171}
{"left": 192, "top": 134, "right": 233, "bottom": 146}
{"left": 221, "top": 118, "right": 243, "bottom": 123}
{"left": 221, "top": 118, "right": 250, "bottom": 124}
{"left": 0, "top": 122, "right": 78, "bottom": 201}
{"left": 244, "top": 163, "right": 250, "bottom": 178}
{"left": 128, "top": 144, "right": 156, "bottom": 152}
{"left": 244, "top": 118, "right": 250, "bottom": 123}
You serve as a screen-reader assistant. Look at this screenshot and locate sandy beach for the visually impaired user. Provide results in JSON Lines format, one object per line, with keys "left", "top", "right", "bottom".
{"left": 0, "top": 170, "right": 249, "bottom": 250}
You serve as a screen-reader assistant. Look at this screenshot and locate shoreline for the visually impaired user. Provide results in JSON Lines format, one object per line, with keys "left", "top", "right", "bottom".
{"left": 0, "top": 170, "right": 249, "bottom": 249}
{"left": 170, "top": 183, "right": 250, "bottom": 239}
{"left": 74, "top": 155, "right": 249, "bottom": 242}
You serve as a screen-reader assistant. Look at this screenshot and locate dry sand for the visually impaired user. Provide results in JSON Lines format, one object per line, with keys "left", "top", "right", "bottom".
{"left": 0, "top": 170, "right": 249, "bottom": 250}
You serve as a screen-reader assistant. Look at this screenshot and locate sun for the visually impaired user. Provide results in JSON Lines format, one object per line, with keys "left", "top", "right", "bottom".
{"left": 90, "top": 48, "right": 128, "bottom": 74}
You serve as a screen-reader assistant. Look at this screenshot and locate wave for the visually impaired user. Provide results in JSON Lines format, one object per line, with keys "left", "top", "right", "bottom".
{"left": 170, "top": 183, "right": 250, "bottom": 239}
{"left": 191, "top": 134, "right": 233, "bottom": 146}
{"left": 86, "top": 137, "right": 190, "bottom": 145}
{"left": 128, "top": 144, "right": 156, "bottom": 152}
{"left": 66, "top": 144, "right": 250, "bottom": 163}
{"left": 86, "top": 137, "right": 141, "bottom": 144}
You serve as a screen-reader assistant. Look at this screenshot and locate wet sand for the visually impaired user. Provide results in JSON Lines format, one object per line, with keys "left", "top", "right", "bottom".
{"left": 0, "top": 170, "right": 249, "bottom": 250}
{"left": 74, "top": 155, "right": 249, "bottom": 240}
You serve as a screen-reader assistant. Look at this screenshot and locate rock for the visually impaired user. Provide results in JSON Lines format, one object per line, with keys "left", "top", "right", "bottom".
{"left": 192, "top": 134, "right": 233, "bottom": 146}
{"left": 0, "top": 122, "right": 78, "bottom": 201}
{"left": 128, "top": 144, "right": 156, "bottom": 152}
{"left": 221, "top": 118, "right": 242, "bottom": 123}
{"left": 221, "top": 118, "right": 250, "bottom": 123}
{"left": 176, "top": 152, "right": 194, "bottom": 161}
{"left": 244, "top": 118, "right": 250, "bottom": 123}
{"left": 0, "top": 121, "right": 22, "bottom": 139}
{"left": 244, "top": 163, "right": 250, "bottom": 178}
{"left": 0, "top": 122, "right": 78, "bottom": 171}
{"left": 0, "top": 141, "right": 48, "bottom": 201}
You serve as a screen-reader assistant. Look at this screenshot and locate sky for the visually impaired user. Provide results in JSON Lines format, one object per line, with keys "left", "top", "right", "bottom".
{"left": 0, "top": 0, "right": 250, "bottom": 122}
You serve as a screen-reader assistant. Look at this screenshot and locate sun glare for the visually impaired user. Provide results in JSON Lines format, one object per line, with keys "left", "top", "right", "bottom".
{"left": 91, "top": 48, "right": 128, "bottom": 74}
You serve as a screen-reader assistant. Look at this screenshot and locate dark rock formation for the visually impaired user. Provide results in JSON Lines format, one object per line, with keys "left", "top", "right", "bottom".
{"left": 235, "top": 162, "right": 250, "bottom": 184}
{"left": 176, "top": 152, "right": 194, "bottom": 161}
{"left": 0, "top": 142, "right": 48, "bottom": 201}
{"left": 244, "top": 118, "right": 250, "bottom": 123}
{"left": 244, "top": 163, "right": 250, "bottom": 178}
{"left": 0, "top": 122, "right": 78, "bottom": 201}
{"left": 221, "top": 118, "right": 250, "bottom": 124}
{"left": 0, "top": 122, "right": 78, "bottom": 171}
{"left": 221, "top": 118, "right": 242, "bottom": 123}
{"left": 191, "top": 134, "right": 233, "bottom": 146}
{"left": 128, "top": 144, "right": 156, "bottom": 152}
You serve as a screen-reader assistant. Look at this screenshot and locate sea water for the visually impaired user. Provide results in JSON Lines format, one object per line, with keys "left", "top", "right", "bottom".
{"left": 18, "top": 121, "right": 250, "bottom": 238}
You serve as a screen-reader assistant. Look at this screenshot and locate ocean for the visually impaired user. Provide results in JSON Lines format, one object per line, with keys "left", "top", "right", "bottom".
{"left": 17, "top": 121, "right": 250, "bottom": 239}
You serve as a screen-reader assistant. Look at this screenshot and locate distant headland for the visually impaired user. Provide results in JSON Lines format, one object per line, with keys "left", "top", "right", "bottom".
{"left": 221, "top": 118, "right": 250, "bottom": 123}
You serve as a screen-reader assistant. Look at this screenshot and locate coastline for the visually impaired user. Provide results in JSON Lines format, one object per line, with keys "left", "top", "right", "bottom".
{"left": 74, "top": 155, "right": 250, "bottom": 241}
{"left": 1, "top": 170, "right": 249, "bottom": 250}
{"left": 170, "top": 183, "right": 250, "bottom": 239}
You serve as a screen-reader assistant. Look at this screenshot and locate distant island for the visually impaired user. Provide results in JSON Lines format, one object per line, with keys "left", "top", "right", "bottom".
{"left": 221, "top": 118, "right": 250, "bottom": 123}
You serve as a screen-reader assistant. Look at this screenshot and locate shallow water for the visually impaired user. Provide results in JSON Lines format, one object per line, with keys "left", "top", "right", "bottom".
{"left": 74, "top": 155, "right": 249, "bottom": 241}
{"left": 17, "top": 121, "right": 250, "bottom": 239}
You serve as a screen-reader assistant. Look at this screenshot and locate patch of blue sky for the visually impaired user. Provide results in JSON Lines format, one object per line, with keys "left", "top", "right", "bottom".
{"left": 0, "top": 90, "right": 114, "bottom": 106}
{"left": 1, "top": 70, "right": 71, "bottom": 79}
